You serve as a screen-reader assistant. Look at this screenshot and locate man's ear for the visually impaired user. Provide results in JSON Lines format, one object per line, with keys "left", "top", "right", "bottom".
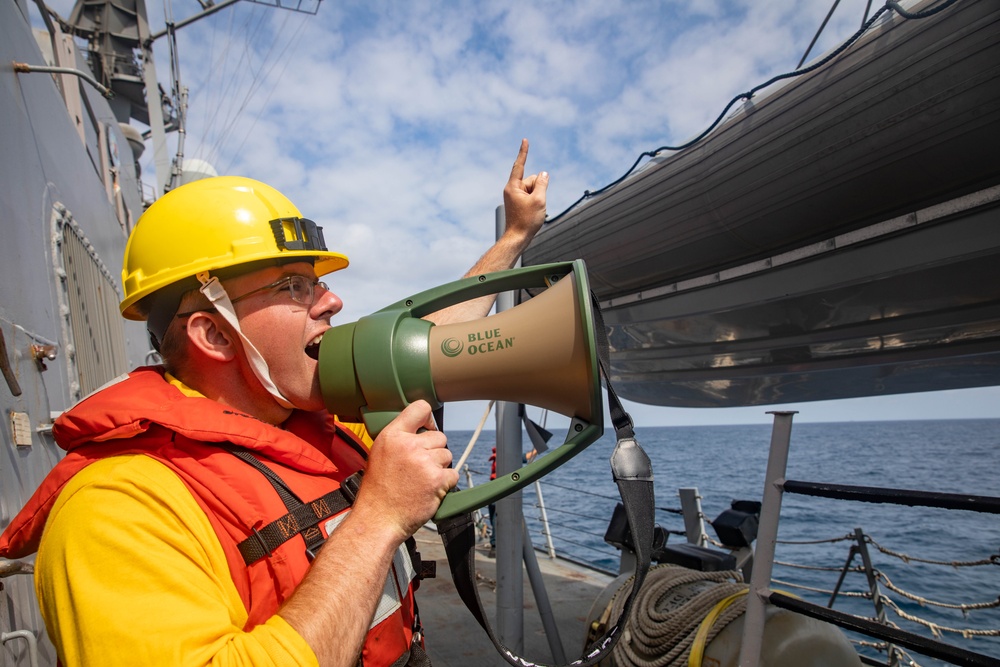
{"left": 185, "top": 312, "right": 238, "bottom": 362}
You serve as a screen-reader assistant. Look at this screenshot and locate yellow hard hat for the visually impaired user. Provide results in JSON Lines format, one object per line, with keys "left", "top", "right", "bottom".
{"left": 120, "top": 176, "right": 348, "bottom": 320}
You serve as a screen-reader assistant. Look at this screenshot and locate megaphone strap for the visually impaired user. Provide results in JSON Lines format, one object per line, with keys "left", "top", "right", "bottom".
{"left": 196, "top": 272, "right": 295, "bottom": 409}
{"left": 590, "top": 291, "right": 635, "bottom": 440}
{"left": 437, "top": 291, "right": 655, "bottom": 667}
{"left": 436, "top": 439, "right": 653, "bottom": 667}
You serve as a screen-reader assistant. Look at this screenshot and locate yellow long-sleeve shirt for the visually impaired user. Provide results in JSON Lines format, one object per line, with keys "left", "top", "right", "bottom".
{"left": 35, "top": 454, "right": 319, "bottom": 666}
{"left": 34, "top": 371, "right": 377, "bottom": 665}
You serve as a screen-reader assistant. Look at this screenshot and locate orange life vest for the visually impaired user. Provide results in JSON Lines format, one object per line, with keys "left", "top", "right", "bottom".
{"left": 0, "top": 366, "right": 419, "bottom": 666}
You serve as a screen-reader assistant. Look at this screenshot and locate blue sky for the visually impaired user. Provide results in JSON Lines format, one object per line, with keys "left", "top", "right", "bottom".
{"left": 48, "top": 0, "right": 999, "bottom": 427}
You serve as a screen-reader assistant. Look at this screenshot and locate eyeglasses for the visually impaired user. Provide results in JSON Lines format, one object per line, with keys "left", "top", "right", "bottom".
{"left": 175, "top": 275, "right": 327, "bottom": 318}
{"left": 231, "top": 275, "right": 327, "bottom": 306}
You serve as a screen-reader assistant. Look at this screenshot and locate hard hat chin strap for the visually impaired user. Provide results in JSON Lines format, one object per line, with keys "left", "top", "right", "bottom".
{"left": 196, "top": 272, "right": 296, "bottom": 410}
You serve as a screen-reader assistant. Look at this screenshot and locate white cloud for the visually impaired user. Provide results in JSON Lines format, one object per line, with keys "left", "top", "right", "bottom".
{"left": 112, "top": 0, "right": 990, "bottom": 427}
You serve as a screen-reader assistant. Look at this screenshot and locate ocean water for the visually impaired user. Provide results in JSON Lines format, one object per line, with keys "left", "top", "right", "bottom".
{"left": 447, "top": 418, "right": 1000, "bottom": 666}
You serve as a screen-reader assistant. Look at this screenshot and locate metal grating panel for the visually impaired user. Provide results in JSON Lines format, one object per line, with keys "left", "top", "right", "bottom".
{"left": 60, "top": 213, "right": 128, "bottom": 397}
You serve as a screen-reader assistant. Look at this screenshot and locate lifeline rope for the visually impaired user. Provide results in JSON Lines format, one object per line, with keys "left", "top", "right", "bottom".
{"left": 876, "top": 572, "right": 1000, "bottom": 613}
{"left": 775, "top": 533, "right": 856, "bottom": 545}
{"left": 599, "top": 565, "right": 746, "bottom": 667}
{"left": 770, "top": 532, "right": 1000, "bottom": 644}
{"left": 770, "top": 577, "right": 870, "bottom": 599}
{"left": 850, "top": 640, "right": 926, "bottom": 667}
{"left": 866, "top": 537, "right": 1000, "bottom": 567}
{"left": 880, "top": 596, "right": 1000, "bottom": 639}
{"left": 774, "top": 558, "right": 862, "bottom": 572}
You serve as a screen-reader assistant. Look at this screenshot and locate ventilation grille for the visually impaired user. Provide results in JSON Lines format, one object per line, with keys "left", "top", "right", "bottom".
{"left": 62, "top": 221, "right": 128, "bottom": 397}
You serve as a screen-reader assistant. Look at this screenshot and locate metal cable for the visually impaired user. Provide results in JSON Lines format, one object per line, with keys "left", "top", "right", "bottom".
{"left": 546, "top": 0, "right": 962, "bottom": 225}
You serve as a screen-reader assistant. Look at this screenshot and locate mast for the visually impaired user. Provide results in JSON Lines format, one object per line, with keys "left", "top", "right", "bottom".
{"left": 63, "top": 0, "right": 322, "bottom": 199}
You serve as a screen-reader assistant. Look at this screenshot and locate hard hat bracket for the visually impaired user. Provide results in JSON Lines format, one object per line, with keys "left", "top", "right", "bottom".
{"left": 270, "top": 217, "right": 327, "bottom": 252}
{"left": 196, "top": 272, "right": 226, "bottom": 303}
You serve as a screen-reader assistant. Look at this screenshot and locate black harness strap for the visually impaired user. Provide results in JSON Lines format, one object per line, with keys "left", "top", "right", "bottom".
{"left": 230, "top": 448, "right": 359, "bottom": 564}
{"left": 229, "top": 446, "right": 433, "bottom": 667}
{"left": 438, "top": 290, "right": 655, "bottom": 667}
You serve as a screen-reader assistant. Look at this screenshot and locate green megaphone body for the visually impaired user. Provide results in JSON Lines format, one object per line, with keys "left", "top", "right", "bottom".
{"left": 318, "top": 260, "right": 603, "bottom": 520}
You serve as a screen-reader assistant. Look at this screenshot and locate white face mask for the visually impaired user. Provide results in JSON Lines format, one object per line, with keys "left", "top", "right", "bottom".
{"left": 196, "top": 271, "right": 295, "bottom": 409}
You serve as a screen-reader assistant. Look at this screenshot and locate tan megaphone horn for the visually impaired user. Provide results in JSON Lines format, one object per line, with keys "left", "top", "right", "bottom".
{"left": 318, "top": 260, "right": 604, "bottom": 519}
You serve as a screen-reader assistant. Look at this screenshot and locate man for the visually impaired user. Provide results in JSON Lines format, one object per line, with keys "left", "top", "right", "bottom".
{"left": 487, "top": 446, "right": 535, "bottom": 558}
{"left": 0, "top": 140, "right": 548, "bottom": 666}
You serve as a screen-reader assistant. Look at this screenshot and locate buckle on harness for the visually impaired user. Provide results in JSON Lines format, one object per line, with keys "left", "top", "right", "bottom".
{"left": 340, "top": 470, "right": 363, "bottom": 503}
{"left": 250, "top": 525, "right": 273, "bottom": 558}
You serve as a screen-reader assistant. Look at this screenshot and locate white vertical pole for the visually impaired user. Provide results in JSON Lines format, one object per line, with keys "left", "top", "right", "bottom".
{"left": 534, "top": 480, "right": 557, "bottom": 558}
{"left": 738, "top": 411, "right": 796, "bottom": 667}
{"left": 137, "top": 0, "right": 171, "bottom": 197}
{"left": 494, "top": 204, "right": 525, "bottom": 652}
{"left": 678, "top": 487, "right": 708, "bottom": 546}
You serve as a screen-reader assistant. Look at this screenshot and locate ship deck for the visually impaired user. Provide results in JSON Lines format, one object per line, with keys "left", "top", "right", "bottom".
{"left": 413, "top": 525, "right": 615, "bottom": 666}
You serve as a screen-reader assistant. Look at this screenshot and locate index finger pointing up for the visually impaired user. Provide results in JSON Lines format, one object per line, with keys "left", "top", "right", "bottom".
{"left": 509, "top": 138, "right": 529, "bottom": 182}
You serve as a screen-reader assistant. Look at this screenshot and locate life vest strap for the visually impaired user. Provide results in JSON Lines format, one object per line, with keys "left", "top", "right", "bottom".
{"left": 237, "top": 486, "right": 353, "bottom": 564}
{"left": 230, "top": 448, "right": 358, "bottom": 565}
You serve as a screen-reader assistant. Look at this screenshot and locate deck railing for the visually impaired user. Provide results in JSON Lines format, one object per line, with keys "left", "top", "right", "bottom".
{"left": 740, "top": 411, "right": 1000, "bottom": 667}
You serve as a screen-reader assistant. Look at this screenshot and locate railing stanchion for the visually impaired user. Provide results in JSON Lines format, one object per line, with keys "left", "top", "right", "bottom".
{"left": 854, "top": 527, "right": 899, "bottom": 667}
{"left": 679, "top": 487, "right": 707, "bottom": 546}
{"left": 738, "top": 411, "right": 796, "bottom": 667}
{"left": 534, "top": 480, "right": 557, "bottom": 558}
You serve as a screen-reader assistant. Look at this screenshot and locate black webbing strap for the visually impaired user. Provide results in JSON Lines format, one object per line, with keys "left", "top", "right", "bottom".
{"left": 231, "top": 448, "right": 359, "bottom": 564}
{"left": 437, "top": 291, "right": 655, "bottom": 667}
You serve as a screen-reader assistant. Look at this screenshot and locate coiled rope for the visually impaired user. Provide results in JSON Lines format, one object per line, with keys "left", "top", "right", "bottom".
{"left": 601, "top": 565, "right": 746, "bottom": 667}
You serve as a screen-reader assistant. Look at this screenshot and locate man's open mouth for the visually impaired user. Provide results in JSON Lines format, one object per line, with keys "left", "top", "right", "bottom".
{"left": 305, "top": 334, "right": 323, "bottom": 361}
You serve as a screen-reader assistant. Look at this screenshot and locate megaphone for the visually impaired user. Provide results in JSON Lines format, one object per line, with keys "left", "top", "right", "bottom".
{"left": 318, "top": 260, "right": 603, "bottom": 519}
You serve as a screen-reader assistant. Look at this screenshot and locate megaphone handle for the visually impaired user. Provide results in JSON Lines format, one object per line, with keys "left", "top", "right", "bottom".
{"left": 414, "top": 406, "right": 445, "bottom": 435}
{"left": 394, "top": 262, "right": 578, "bottom": 319}
{"left": 434, "top": 421, "right": 600, "bottom": 520}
